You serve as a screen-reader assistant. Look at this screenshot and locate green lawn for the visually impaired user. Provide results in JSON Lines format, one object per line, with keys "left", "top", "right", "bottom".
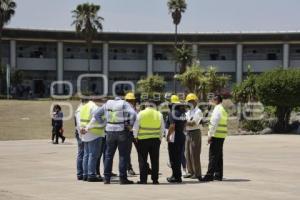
{"left": 0, "top": 100, "right": 80, "bottom": 140}
{"left": 0, "top": 100, "right": 239, "bottom": 141}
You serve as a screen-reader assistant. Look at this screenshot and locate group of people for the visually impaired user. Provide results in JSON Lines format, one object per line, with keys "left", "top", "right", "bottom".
{"left": 73, "top": 92, "right": 228, "bottom": 184}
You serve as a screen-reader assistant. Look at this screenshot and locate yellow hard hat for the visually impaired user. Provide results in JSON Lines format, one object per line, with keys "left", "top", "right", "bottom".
{"left": 170, "top": 95, "right": 180, "bottom": 104}
{"left": 125, "top": 92, "right": 136, "bottom": 100}
{"left": 185, "top": 93, "right": 198, "bottom": 102}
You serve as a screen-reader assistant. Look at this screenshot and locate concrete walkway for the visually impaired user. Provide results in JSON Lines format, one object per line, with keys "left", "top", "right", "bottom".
{"left": 0, "top": 135, "right": 299, "bottom": 200}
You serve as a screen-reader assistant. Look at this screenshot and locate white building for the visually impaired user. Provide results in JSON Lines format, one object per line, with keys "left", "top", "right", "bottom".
{"left": 1, "top": 28, "right": 300, "bottom": 96}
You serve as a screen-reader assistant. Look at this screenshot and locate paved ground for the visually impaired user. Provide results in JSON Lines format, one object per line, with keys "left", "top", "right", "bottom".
{"left": 0, "top": 135, "right": 299, "bottom": 200}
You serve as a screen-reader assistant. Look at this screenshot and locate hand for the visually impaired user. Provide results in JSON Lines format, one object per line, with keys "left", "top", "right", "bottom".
{"left": 80, "top": 128, "right": 87, "bottom": 135}
{"left": 134, "top": 138, "right": 138, "bottom": 144}
{"left": 207, "top": 136, "right": 212, "bottom": 145}
{"left": 167, "top": 134, "right": 172, "bottom": 143}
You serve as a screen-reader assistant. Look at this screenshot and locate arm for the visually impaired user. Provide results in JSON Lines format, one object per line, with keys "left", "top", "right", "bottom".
{"left": 167, "top": 124, "right": 175, "bottom": 142}
{"left": 132, "top": 114, "right": 140, "bottom": 139}
{"left": 208, "top": 106, "right": 222, "bottom": 137}
{"left": 160, "top": 113, "right": 165, "bottom": 139}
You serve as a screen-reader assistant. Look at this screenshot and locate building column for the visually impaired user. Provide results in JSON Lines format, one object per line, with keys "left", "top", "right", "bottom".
{"left": 102, "top": 42, "right": 109, "bottom": 78}
{"left": 57, "top": 41, "right": 64, "bottom": 94}
{"left": 10, "top": 40, "right": 16, "bottom": 70}
{"left": 147, "top": 43, "right": 153, "bottom": 76}
{"left": 192, "top": 44, "right": 198, "bottom": 60}
{"left": 283, "top": 43, "right": 290, "bottom": 69}
{"left": 236, "top": 43, "right": 243, "bottom": 84}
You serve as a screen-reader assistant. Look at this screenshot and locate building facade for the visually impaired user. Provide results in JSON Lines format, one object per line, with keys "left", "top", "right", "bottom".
{"left": 2, "top": 28, "right": 300, "bottom": 96}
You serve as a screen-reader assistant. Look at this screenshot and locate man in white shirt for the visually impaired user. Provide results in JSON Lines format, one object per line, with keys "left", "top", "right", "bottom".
{"left": 202, "top": 95, "right": 228, "bottom": 182}
{"left": 184, "top": 93, "right": 203, "bottom": 179}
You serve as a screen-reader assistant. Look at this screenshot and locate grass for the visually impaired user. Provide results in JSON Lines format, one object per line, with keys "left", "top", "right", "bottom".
{"left": 0, "top": 100, "right": 80, "bottom": 141}
{"left": 0, "top": 99, "right": 240, "bottom": 141}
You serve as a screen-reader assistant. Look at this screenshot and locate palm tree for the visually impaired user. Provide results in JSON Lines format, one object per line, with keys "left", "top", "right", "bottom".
{"left": 72, "top": 3, "right": 104, "bottom": 74}
{"left": 0, "top": 0, "right": 16, "bottom": 94}
{"left": 175, "top": 42, "right": 193, "bottom": 74}
{"left": 167, "top": 0, "right": 187, "bottom": 92}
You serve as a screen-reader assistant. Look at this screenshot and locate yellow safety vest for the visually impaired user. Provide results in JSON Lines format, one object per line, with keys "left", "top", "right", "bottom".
{"left": 210, "top": 105, "right": 228, "bottom": 139}
{"left": 80, "top": 102, "right": 105, "bottom": 137}
{"left": 138, "top": 108, "right": 162, "bottom": 140}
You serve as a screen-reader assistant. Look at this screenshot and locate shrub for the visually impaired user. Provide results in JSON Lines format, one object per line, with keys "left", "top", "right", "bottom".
{"left": 255, "top": 68, "right": 300, "bottom": 132}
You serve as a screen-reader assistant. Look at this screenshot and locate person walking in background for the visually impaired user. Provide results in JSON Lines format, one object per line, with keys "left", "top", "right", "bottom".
{"left": 80, "top": 98, "right": 106, "bottom": 182}
{"left": 184, "top": 93, "right": 203, "bottom": 180}
{"left": 202, "top": 95, "right": 228, "bottom": 182}
{"left": 166, "top": 95, "right": 187, "bottom": 183}
{"left": 133, "top": 98, "right": 164, "bottom": 185}
{"left": 51, "top": 104, "right": 65, "bottom": 144}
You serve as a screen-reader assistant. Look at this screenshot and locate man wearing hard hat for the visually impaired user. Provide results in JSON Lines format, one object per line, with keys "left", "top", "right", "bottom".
{"left": 166, "top": 95, "right": 187, "bottom": 183}
{"left": 133, "top": 96, "right": 165, "bottom": 184}
{"left": 202, "top": 95, "right": 228, "bottom": 182}
{"left": 124, "top": 92, "right": 138, "bottom": 176}
{"left": 184, "top": 93, "right": 203, "bottom": 180}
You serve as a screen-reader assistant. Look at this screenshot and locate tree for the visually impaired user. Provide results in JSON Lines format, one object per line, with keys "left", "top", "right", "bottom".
{"left": 137, "top": 75, "right": 166, "bottom": 94}
{"left": 176, "top": 63, "right": 204, "bottom": 96}
{"left": 203, "top": 67, "right": 231, "bottom": 97}
{"left": 232, "top": 66, "right": 258, "bottom": 103}
{"left": 72, "top": 3, "right": 103, "bottom": 73}
{"left": 175, "top": 42, "right": 193, "bottom": 74}
{"left": 176, "top": 64, "right": 230, "bottom": 100}
{"left": 0, "top": 0, "right": 16, "bottom": 93}
{"left": 11, "top": 69, "right": 23, "bottom": 85}
{"left": 255, "top": 68, "right": 300, "bottom": 132}
{"left": 167, "top": 0, "right": 187, "bottom": 92}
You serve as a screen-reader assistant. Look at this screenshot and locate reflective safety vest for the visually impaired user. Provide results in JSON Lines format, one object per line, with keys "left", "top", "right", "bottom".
{"left": 80, "top": 101, "right": 105, "bottom": 137}
{"left": 210, "top": 105, "right": 228, "bottom": 139}
{"left": 105, "top": 100, "right": 125, "bottom": 125}
{"left": 138, "top": 108, "right": 162, "bottom": 140}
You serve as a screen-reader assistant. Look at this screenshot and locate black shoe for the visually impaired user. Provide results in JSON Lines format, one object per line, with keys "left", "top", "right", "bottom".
{"left": 77, "top": 176, "right": 83, "bottom": 181}
{"left": 153, "top": 180, "right": 159, "bottom": 185}
{"left": 202, "top": 175, "right": 214, "bottom": 182}
{"left": 167, "top": 177, "right": 182, "bottom": 183}
{"left": 83, "top": 176, "right": 88, "bottom": 181}
{"left": 120, "top": 179, "right": 134, "bottom": 185}
{"left": 214, "top": 176, "right": 223, "bottom": 181}
{"left": 127, "top": 169, "right": 136, "bottom": 176}
{"left": 53, "top": 142, "right": 58, "bottom": 144}
{"left": 104, "top": 179, "right": 110, "bottom": 184}
{"left": 183, "top": 174, "right": 192, "bottom": 179}
{"left": 191, "top": 175, "right": 198, "bottom": 179}
{"left": 62, "top": 137, "right": 65, "bottom": 143}
{"left": 137, "top": 181, "right": 147, "bottom": 184}
{"left": 87, "top": 177, "right": 103, "bottom": 182}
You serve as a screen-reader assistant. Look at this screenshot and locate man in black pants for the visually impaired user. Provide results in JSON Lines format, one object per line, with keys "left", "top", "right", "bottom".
{"left": 133, "top": 100, "right": 164, "bottom": 184}
{"left": 166, "top": 95, "right": 186, "bottom": 183}
{"left": 202, "top": 95, "right": 228, "bottom": 182}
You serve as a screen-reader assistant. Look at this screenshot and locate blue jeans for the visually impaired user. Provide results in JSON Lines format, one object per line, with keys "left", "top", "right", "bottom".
{"left": 76, "top": 133, "right": 84, "bottom": 178}
{"left": 104, "top": 131, "right": 129, "bottom": 181}
{"left": 83, "top": 137, "right": 104, "bottom": 179}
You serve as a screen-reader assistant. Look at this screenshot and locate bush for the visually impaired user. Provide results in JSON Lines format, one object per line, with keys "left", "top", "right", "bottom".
{"left": 255, "top": 68, "right": 300, "bottom": 132}
{"left": 241, "top": 120, "right": 266, "bottom": 132}
{"left": 137, "top": 75, "right": 166, "bottom": 95}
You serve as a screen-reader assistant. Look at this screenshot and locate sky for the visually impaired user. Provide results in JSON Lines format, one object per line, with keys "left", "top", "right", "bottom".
{"left": 6, "top": 0, "right": 300, "bottom": 33}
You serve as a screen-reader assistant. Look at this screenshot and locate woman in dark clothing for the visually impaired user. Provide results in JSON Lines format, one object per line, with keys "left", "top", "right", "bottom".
{"left": 52, "top": 105, "right": 65, "bottom": 144}
{"left": 166, "top": 100, "right": 187, "bottom": 183}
